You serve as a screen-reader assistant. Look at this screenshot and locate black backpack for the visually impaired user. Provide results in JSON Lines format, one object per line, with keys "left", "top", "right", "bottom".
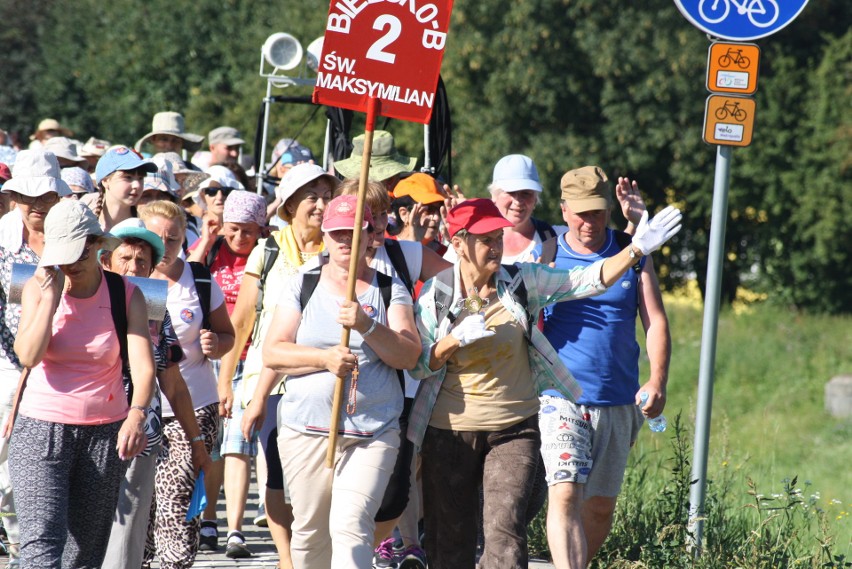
{"left": 299, "top": 267, "right": 394, "bottom": 316}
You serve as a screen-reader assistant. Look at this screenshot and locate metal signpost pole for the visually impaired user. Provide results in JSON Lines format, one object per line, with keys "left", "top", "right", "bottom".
{"left": 672, "top": 0, "right": 808, "bottom": 553}
{"left": 687, "top": 144, "right": 732, "bottom": 551}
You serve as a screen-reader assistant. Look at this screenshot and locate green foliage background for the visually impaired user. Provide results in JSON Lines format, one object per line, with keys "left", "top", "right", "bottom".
{"left": 1, "top": 0, "right": 850, "bottom": 311}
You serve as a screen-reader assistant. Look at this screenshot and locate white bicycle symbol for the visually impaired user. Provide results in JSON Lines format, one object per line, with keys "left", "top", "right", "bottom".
{"left": 698, "top": 0, "right": 780, "bottom": 28}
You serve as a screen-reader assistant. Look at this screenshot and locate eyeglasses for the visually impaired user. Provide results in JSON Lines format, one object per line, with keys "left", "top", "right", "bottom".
{"left": 203, "top": 187, "right": 235, "bottom": 198}
{"left": 13, "top": 192, "right": 60, "bottom": 208}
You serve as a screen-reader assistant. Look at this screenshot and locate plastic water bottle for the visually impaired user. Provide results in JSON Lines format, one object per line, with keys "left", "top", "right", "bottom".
{"left": 639, "top": 392, "right": 667, "bottom": 432}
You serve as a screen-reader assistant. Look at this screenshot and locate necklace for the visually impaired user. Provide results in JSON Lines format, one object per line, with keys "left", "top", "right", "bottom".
{"left": 458, "top": 285, "right": 490, "bottom": 315}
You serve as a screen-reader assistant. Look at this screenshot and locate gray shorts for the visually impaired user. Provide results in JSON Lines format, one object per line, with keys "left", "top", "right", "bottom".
{"left": 539, "top": 395, "right": 644, "bottom": 498}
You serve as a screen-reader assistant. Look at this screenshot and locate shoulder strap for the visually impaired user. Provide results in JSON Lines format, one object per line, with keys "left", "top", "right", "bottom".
{"left": 502, "top": 264, "right": 534, "bottom": 336}
{"left": 613, "top": 230, "right": 643, "bottom": 274}
{"left": 189, "top": 261, "right": 212, "bottom": 330}
{"left": 299, "top": 268, "right": 322, "bottom": 312}
{"left": 377, "top": 271, "right": 393, "bottom": 310}
{"left": 531, "top": 217, "right": 556, "bottom": 242}
{"left": 384, "top": 239, "right": 413, "bottom": 294}
{"left": 540, "top": 236, "right": 558, "bottom": 266}
{"left": 104, "top": 271, "right": 129, "bottom": 372}
{"left": 104, "top": 271, "right": 131, "bottom": 404}
{"left": 254, "top": 237, "right": 281, "bottom": 318}
{"left": 502, "top": 264, "right": 528, "bottom": 308}
{"left": 432, "top": 267, "right": 457, "bottom": 326}
{"left": 205, "top": 236, "right": 226, "bottom": 267}
{"left": 298, "top": 269, "right": 392, "bottom": 314}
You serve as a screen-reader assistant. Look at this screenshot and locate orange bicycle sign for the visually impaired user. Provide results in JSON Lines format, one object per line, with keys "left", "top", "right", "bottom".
{"left": 706, "top": 42, "right": 759, "bottom": 94}
{"left": 703, "top": 95, "right": 755, "bottom": 146}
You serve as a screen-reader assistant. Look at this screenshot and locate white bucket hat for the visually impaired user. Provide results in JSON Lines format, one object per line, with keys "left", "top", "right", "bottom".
{"left": 39, "top": 200, "right": 121, "bottom": 267}
{"left": 41, "top": 137, "right": 87, "bottom": 166}
{"left": 276, "top": 163, "right": 338, "bottom": 220}
{"left": 1, "top": 150, "right": 72, "bottom": 197}
{"left": 134, "top": 112, "right": 205, "bottom": 152}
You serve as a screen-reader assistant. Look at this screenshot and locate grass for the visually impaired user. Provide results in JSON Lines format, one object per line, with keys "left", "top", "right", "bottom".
{"left": 528, "top": 286, "right": 852, "bottom": 565}
{"left": 658, "top": 287, "right": 852, "bottom": 542}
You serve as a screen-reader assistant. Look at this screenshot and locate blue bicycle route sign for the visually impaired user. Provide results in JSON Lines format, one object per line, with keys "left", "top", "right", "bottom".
{"left": 673, "top": 0, "right": 809, "bottom": 41}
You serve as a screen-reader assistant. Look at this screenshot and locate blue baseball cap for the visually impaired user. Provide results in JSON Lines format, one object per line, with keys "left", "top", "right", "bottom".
{"left": 95, "top": 146, "right": 158, "bottom": 184}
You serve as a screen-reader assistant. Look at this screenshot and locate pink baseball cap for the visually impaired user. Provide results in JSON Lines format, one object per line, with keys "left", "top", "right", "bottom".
{"left": 321, "top": 194, "right": 374, "bottom": 232}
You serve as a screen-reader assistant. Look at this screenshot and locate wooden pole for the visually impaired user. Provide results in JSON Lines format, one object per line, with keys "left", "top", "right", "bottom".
{"left": 326, "top": 97, "right": 379, "bottom": 468}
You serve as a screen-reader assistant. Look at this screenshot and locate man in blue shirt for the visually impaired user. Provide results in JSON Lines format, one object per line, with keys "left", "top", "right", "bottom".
{"left": 540, "top": 166, "right": 671, "bottom": 568}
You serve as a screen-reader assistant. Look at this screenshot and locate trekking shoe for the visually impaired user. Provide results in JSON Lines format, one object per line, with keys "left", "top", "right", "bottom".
{"left": 372, "top": 537, "right": 398, "bottom": 568}
{"left": 253, "top": 503, "right": 268, "bottom": 527}
{"left": 198, "top": 520, "right": 219, "bottom": 551}
{"left": 398, "top": 545, "right": 427, "bottom": 569}
{"left": 225, "top": 531, "right": 252, "bottom": 559}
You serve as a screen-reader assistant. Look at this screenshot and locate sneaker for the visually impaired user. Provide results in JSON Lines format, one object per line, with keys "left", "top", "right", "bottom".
{"left": 398, "top": 545, "right": 427, "bottom": 569}
{"left": 253, "top": 503, "right": 268, "bottom": 527}
{"left": 225, "top": 531, "right": 252, "bottom": 559}
{"left": 198, "top": 520, "right": 219, "bottom": 551}
{"left": 372, "top": 537, "right": 398, "bottom": 568}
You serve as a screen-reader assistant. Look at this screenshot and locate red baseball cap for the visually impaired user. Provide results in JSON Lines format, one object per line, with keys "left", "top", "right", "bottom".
{"left": 321, "top": 194, "right": 374, "bottom": 232}
{"left": 446, "top": 198, "right": 513, "bottom": 237}
{"left": 0, "top": 163, "right": 11, "bottom": 184}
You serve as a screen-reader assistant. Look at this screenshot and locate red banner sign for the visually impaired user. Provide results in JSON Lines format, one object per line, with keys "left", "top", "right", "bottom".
{"left": 313, "top": 0, "right": 454, "bottom": 124}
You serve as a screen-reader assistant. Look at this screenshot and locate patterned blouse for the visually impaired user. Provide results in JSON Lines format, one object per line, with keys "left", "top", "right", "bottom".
{"left": 0, "top": 241, "right": 38, "bottom": 371}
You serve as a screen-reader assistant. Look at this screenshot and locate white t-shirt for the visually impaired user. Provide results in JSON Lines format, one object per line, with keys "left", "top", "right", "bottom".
{"left": 162, "top": 261, "right": 226, "bottom": 417}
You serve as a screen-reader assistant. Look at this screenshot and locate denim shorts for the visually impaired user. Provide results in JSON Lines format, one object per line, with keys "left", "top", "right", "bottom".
{"left": 219, "top": 360, "right": 258, "bottom": 457}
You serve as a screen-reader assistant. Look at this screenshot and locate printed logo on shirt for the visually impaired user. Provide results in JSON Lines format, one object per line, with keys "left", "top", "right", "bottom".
{"left": 180, "top": 308, "right": 194, "bottom": 323}
{"left": 621, "top": 281, "right": 632, "bottom": 289}
{"left": 541, "top": 405, "right": 557, "bottom": 414}
{"left": 362, "top": 304, "right": 378, "bottom": 318}
{"left": 554, "top": 470, "right": 571, "bottom": 481}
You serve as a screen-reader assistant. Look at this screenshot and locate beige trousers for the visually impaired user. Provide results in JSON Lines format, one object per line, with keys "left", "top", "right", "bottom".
{"left": 278, "top": 426, "right": 399, "bottom": 569}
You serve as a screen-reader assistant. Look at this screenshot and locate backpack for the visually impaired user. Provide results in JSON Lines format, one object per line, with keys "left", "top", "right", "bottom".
{"left": 188, "top": 261, "right": 213, "bottom": 330}
{"left": 432, "top": 264, "right": 533, "bottom": 337}
{"left": 299, "top": 267, "right": 394, "bottom": 315}
{"left": 299, "top": 267, "right": 398, "bottom": 388}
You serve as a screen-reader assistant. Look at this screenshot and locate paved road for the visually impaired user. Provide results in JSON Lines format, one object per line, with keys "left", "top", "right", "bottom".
{"left": 152, "top": 480, "right": 555, "bottom": 568}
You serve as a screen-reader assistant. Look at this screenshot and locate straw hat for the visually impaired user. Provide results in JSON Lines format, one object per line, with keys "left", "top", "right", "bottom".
{"left": 29, "top": 118, "right": 73, "bottom": 141}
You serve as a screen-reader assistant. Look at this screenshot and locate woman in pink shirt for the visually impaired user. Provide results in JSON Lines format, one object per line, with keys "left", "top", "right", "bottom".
{"left": 10, "top": 200, "right": 155, "bottom": 568}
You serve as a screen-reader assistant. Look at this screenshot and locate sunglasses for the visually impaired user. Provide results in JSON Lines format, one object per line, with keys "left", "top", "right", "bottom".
{"left": 12, "top": 192, "right": 60, "bottom": 208}
{"left": 203, "top": 187, "right": 235, "bottom": 198}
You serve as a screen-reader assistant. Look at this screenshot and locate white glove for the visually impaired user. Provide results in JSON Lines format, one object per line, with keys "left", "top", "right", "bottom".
{"left": 631, "top": 205, "right": 683, "bottom": 255}
{"left": 450, "top": 314, "right": 495, "bottom": 347}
